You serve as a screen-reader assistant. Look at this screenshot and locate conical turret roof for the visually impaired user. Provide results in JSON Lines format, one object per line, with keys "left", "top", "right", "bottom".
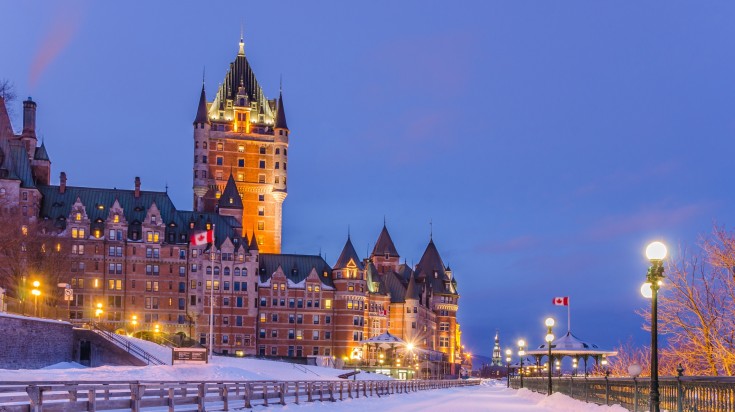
{"left": 275, "top": 92, "right": 288, "bottom": 130}
{"left": 218, "top": 174, "right": 242, "bottom": 209}
{"left": 372, "top": 224, "right": 399, "bottom": 258}
{"left": 405, "top": 273, "right": 420, "bottom": 300}
{"left": 193, "top": 85, "right": 209, "bottom": 125}
{"left": 416, "top": 238, "right": 447, "bottom": 280}
{"left": 249, "top": 231, "right": 259, "bottom": 251}
{"left": 334, "top": 235, "right": 364, "bottom": 270}
{"left": 34, "top": 142, "right": 49, "bottom": 161}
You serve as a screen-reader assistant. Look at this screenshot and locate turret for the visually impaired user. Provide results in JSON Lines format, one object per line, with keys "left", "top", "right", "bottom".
{"left": 218, "top": 174, "right": 243, "bottom": 225}
{"left": 31, "top": 141, "right": 51, "bottom": 185}
{"left": 193, "top": 84, "right": 211, "bottom": 211}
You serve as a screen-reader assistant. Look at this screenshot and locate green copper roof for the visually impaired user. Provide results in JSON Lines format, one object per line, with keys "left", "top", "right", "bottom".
{"left": 259, "top": 253, "right": 334, "bottom": 287}
{"left": 34, "top": 142, "right": 49, "bottom": 161}
{"left": 218, "top": 175, "right": 243, "bottom": 209}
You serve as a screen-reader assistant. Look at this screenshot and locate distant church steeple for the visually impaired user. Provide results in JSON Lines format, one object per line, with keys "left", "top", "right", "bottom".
{"left": 492, "top": 330, "right": 502, "bottom": 366}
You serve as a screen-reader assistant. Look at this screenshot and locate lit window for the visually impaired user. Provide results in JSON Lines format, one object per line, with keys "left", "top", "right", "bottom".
{"left": 258, "top": 175, "right": 265, "bottom": 184}
{"left": 257, "top": 222, "right": 264, "bottom": 231}
{"left": 258, "top": 207, "right": 264, "bottom": 216}
{"left": 237, "top": 173, "right": 244, "bottom": 182}
{"left": 75, "top": 212, "right": 82, "bottom": 221}
{"left": 21, "top": 225, "right": 28, "bottom": 236}
{"left": 238, "top": 145, "right": 245, "bottom": 153}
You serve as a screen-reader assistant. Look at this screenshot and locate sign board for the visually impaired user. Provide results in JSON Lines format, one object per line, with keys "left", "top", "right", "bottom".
{"left": 63, "top": 288, "right": 73, "bottom": 301}
{"left": 172, "top": 348, "right": 208, "bottom": 364}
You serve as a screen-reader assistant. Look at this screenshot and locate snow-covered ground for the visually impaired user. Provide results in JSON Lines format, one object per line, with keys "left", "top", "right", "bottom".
{"left": 269, "top": 380, "right": 628, "bottom": 412}
{"left": 0, "top": 355, "right": 393, "bottom": 382}
{"left": 100, "top": 333, "right": 174, "bottom": 365}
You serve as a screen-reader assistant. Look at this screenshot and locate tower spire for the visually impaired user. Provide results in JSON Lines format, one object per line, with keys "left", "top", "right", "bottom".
{"left": 238, "top": 31, "right": 245, "bottom": 56}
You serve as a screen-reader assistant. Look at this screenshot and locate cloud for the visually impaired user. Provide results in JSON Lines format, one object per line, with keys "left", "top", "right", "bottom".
{"left": 584, "top": 203, "right": 710, "bottom": 241}
{"left": 29, "top": 5, "right": 85, "bottom": 91}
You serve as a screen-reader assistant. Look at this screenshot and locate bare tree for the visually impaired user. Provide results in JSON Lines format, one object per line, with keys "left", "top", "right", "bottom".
{"left": 0, "top": 79, "right": 16, "bottom": 103}
{"left": 638, "top": 226, "right": 735, "bottom": 376}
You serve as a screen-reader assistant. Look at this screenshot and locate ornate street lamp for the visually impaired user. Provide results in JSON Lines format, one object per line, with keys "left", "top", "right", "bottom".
{"left": 642, "top": 241, "right": 666, "bottom": 412}
{"left": 505, "top": 349, "right": 512, "bottom": 388}
{"left": 517, "top": 339, "right": 526, "bottom": 389}
{"left": 545, "top": 317, "right": 555, "bottom": 395}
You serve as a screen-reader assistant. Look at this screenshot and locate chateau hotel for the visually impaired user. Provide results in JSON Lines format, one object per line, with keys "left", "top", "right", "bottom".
{"left": 0, "top": 37, "right": 465, "bottom": 376}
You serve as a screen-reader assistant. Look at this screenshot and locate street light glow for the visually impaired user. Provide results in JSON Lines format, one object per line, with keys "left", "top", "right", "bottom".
{"left": 646, "top": 241, "right": 667, "bottom": 261}
{"left": 641, "top": 282, "right": 653, "bottom": 299}
{"left": 545, "top": 333, "right": 554, "bottom": 343}
{"left": 545, "top": 317, "right": 555, "bottom": 328}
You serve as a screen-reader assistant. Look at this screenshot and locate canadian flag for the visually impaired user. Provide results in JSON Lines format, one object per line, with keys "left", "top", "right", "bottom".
{"left": 552, "top": 297, "right": 569, "bottom": 306}
{"left": 190, "top": 229, "right": 214, "bottom": 246}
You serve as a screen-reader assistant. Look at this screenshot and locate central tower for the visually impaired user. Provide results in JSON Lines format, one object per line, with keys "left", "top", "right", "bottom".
{"left": 193, "top": 36, "right": 289, "bottom": 253}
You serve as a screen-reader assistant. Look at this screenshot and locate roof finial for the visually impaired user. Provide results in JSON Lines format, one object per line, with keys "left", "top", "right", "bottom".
{"left": 202, "top": 66, "right": 205, "bottom": 86}
{"left": 430, "top": 218, "right": 433, "bottom": 240}
{"left": 347, "top": 225, "right": 351, "bottom": 240}
{"left": 165, "top": 181, "right": 168, "bottom": 193}
{"left": 238, "top": 27, "right": 245, "bottom": 56}
{"left": 240, "top": 22, "right": 243, "bottom": 42}
{"left": 279, "top": 74, "right": 283, "bottom": 94}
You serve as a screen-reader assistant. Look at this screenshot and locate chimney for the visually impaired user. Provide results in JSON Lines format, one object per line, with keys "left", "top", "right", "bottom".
{"left": 134, "top": 176, "right": 141, "bottom": 198}
{"left": 22, "top": 97, "right": 37, "bottom": 136}
{"left": 59, "top": 172, "right": 67, "bottom": 194}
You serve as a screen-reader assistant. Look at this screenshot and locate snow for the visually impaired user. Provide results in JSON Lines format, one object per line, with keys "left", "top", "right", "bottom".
{"left": 258, "top": 380, "right": 629, "bottom": 412}
{"left": 0, "top": 312, "right": 70, "bottom": 325}
{"left": 0, "top": 361, "right": 628, "bottom": 411}
{"left": 102, "top": 333, "right": 173, "bottom": 365}
{"left": 0, "top": 355, "right": 393, "bottom": 382}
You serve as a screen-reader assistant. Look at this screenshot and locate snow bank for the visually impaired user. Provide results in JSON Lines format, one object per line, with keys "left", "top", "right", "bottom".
{"left": 0, "top": 356, "right": 393, "bottom": 382}
{"left": 0, "top": 312, "right": 70, "bottom": 325}
{"left": 41, "top": 362, "right": 86, "bottom": 370}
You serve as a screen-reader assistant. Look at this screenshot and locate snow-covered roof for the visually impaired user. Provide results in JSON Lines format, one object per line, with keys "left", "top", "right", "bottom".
{"left": 525, "top": 331, "right": 617, "bottom": 358}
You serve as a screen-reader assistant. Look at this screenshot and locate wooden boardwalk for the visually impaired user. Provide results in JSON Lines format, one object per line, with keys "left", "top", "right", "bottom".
{"left": 0, "top": 379, "right": 480, "bottom": 411}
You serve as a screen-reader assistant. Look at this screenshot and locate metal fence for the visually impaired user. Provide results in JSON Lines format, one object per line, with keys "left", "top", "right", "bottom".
{"left": 510, "top": 376, "right": 735, "bottom": 412}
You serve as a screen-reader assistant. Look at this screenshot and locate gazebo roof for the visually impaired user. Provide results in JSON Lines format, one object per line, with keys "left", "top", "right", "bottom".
{"left": 360, "top": 332, "right": 406, "bottom": 346}
{"left": 526, "top": 331, "right": 617, "bottom": 358}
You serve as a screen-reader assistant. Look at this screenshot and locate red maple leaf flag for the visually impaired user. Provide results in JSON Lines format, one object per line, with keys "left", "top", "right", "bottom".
{"left": 552, "top": 296, "right": 569, "bottom": 306}
{"left": 190, "top": 229, "right": 214, "bottom": 246}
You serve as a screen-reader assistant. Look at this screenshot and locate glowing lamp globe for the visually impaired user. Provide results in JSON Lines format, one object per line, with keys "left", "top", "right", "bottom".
{"left": 640, "top": 282, "right": 653, "bottom": 299}
{"left": 517, "top": 339, "right": 525, "bottom": 347}
{"left": 628, "top": 364, "right": 642, "bottom": 378}
{"left": 646, "top": 241, "right": 667, "bottom": 261}
{"left": 505, "top": 349, "right": 512, "bottom": 356}
{"left": 545, "top": 317, "right": 555, "bottom": 328}
{"left": 545, "top": 333, "right": 554, "bottom": 343}
{"left": 406, "top": 343, "right": 414, "bottom": 351}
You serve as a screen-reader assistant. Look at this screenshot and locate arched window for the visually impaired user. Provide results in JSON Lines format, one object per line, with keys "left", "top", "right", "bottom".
{"left": 242, "top": 268, "right": 248, "bottom": 277}
{"left": 234, "top": 268, "right": 241, "bottom": 276}
{"left": 203, "top": 142, "right": 207, "bottom": 149}
{"left": 224, "top": 267, "right": 230, "bottom": 276}
{"left": 214, "top": 267, "right": 220, "bottom": 276}
{"left": 206, "top": 266, "right": 212, "bottom": 275}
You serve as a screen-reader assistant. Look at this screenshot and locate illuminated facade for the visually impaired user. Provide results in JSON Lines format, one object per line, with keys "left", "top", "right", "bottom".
{"left": 192, "top": 37, "right": 288, "bottom": 254}
{"left": 0, "top": 35, "right": 465, "bottom": 376}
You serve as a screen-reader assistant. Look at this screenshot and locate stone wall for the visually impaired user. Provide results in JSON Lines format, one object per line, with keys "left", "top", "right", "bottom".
{"left": 0, "top": 313, "right": 74, "bottom": 369}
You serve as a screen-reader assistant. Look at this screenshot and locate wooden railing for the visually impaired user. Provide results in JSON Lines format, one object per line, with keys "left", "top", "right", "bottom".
{"left": 511, "top": 376, "right": 735, "bottom": 412}
{"left": 0, "top": 379, "right": 480, "bottom": 411}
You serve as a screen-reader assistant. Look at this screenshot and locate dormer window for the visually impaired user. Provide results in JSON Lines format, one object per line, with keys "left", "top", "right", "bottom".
{"left": 75, "top": 212, "right": 82, "bottom": 221}
{"left": 385, "top": 252, "right": 389, "bottom": 259}
{"left": 113, "top": 214, "right": 120, "bottom": 223}
{"left": 151, "top": 216, "right": 157, "bottom": 224}
{"left": 206, "top": 223, "right": 211, "bottom": 230}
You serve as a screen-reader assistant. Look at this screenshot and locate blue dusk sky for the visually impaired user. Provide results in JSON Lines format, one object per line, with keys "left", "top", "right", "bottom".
{"left": 2, "top": 1, "right": 735, "bottom": 358}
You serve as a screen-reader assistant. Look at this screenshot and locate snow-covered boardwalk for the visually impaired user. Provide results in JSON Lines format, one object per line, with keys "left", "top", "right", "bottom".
{"left": 289, "top": 381, "right": 628, "bottom": 412}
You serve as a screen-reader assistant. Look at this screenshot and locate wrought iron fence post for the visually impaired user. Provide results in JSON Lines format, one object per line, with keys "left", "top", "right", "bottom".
{"left": 633, "top": 377, "right": 638, "bottom": 412}
{"left": 605, "top": 372, "right": 610, "bottom": 406}
{"left": 676, "top": 364, "right": 684, "bottom": 412}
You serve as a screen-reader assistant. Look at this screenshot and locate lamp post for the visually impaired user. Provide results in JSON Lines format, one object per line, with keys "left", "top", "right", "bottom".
{"left": 505, "top": 349, "right": 512, "bottom": 388}
{"left": 31, "top": 281, "right": 41, "bottom": 317}
{"left": 95, "top": 303, "right": 103, "bottom": 324}
{"left": 517, "top": 339, "right": 526, "bottom": 389}
{"left": 131, "top": 315, "right": 138, "bottom": 336}
{"left": 643, "top": 241, "right": 667, "bottom": 412}
{"left": 545, "top": 317, "right": 555, "bottom": 395}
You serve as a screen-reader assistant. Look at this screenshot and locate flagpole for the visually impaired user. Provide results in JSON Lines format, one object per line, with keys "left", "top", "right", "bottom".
{"left": 567, "top": 297, "right": 571, "bottom": 333}
{"left": 209, "top": 224, "right": 215, "bottom": 361}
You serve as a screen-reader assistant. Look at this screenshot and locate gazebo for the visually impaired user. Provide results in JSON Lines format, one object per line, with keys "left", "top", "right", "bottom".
{"left": 525, "top": 331, "right": 617, "bottom": 375}
{"left": 359, "top": 332, "right": 408, "bottom": 366}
